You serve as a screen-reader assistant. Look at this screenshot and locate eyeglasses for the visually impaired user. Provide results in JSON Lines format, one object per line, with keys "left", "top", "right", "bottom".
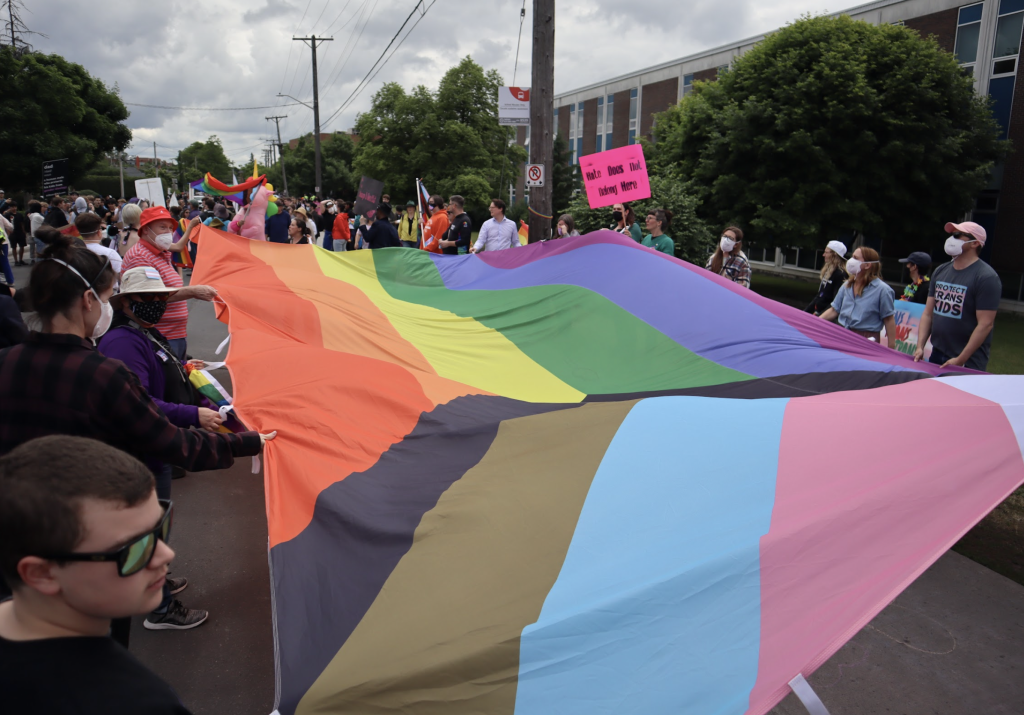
{"left": 42, "top": 500, "right": 173, "bottom": 577}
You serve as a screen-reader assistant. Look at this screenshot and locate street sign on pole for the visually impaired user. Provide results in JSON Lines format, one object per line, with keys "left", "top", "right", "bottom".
{"left": 498, "top": 86, "right": 531, "bottom": 125}
{"left": 525, "top": 163, "right": 545, "bottom": 187}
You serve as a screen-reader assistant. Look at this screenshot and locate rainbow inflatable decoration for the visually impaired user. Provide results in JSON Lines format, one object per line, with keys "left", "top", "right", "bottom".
{"left": 189, "top": 172, "right": 266, "bottom": 205}
{"left": 191, "top": 229, "right": 1024, "bottom": 715}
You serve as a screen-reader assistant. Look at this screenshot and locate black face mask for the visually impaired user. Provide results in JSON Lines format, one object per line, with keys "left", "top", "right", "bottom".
{"left": 130, "top": 299, "right": 168, "bottom": 326}
{"left": 612, "top": 211, "right": 623, "bottom": 222}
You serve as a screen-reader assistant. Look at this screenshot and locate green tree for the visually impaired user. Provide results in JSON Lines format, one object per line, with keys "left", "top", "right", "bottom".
{"left": 266, "top": 132, "right": 357, "bottom": 197}
{"left": 652, "top": 15, "right": 1008, "bottom": 249}
{"left": 551, "top": 133, "right": 576, "bottom": 221}
{"left": 176, "top": 136, "right": 233, "bottom": 186}
{"left": 0, "top": 47, "right": 131, "bottom": 191}
{"left": 352, "top": 57, "right": 527, "bottom": 211}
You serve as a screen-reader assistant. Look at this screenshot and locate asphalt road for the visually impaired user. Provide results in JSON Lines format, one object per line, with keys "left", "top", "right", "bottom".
{"left": 11, "top": 261, "right": 1020, "bottom": 715}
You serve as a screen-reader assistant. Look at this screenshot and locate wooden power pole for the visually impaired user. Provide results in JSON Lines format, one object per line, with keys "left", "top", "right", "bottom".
{"left": 528, "top": 0, "right": 554, "bottom": 243}
{"left": 293, "top": 35, "right": 333, "bottom": 196}
{"left": 266, "top": 115, "right": 289, "bottom": 196}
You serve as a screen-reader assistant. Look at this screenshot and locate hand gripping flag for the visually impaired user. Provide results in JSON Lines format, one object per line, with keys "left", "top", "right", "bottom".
{"left": 191, "top": 228, "right": 1024, "bottom": 715}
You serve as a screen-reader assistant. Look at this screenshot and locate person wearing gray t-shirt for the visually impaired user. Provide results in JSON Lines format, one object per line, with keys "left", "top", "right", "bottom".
{"left": 916, "top": 221, "right": 1001, "bottom": 371}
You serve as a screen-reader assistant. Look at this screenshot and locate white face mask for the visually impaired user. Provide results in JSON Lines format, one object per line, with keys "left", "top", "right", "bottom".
{"left": 90, "top": 289, "right": 113, "bottom": 339}
{"left": 944, "top": 236, "right": 975, "bottom": 257}
{"left": 153, "top": 232, "right": 174, "bottom": 251}
{"left": 720, "top": 236, "right": 736, "bottom": 253}
{"left": 846, "top": 257, "right": 878, "bottom": 276}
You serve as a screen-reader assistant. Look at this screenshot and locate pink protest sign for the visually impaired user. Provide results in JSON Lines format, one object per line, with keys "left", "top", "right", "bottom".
{"left": 580, "top": 144, "right": 651, "bottom": 209}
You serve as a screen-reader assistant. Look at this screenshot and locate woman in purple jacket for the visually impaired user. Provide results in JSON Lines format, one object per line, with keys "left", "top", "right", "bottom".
{"left": 97, "top": 266, "right": 225, "bottom": 631}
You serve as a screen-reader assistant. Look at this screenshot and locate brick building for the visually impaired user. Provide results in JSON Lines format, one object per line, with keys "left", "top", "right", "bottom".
{"left": 529, "top": 0, "right": 1024, "bottom": 288}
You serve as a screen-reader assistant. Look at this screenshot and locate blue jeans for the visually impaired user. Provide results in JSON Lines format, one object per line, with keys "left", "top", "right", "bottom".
{"left": 168, "top": 338, "right": 187, "bottom": 362}
{"left": 322, "top": 230, "right": 333, "bottom": 251}
{"left": 929, "top": 347, "right": 952, "bottom": 366}
{"left": 0, "top": 244, "right": 13, "bottom": 285}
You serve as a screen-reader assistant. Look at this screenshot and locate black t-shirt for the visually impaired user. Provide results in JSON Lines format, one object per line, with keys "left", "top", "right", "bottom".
{"left": 805, "top": 266, "right": 848, "bottom": 314}
{"left": 443, "top": 212, "right": 473, "bottom": 255}
{"left": 0, "top": 632, "right": 192, "bottom": 714}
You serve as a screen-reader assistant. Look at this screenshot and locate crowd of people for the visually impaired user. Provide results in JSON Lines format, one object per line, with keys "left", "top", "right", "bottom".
{"left": 0, "top": 179, "right": 1006, "bottom": 711}
{"left": 801, "top": 221, "right": 1001, "bottom": 370}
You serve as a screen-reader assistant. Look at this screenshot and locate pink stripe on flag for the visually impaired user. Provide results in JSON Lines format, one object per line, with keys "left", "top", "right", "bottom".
{"left": 745, "top": 378, "right": 1024, "bottom": 715}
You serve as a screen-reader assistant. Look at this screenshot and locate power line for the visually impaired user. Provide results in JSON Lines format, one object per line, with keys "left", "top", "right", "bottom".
{"left": 323, "top": 0, "right": 357, "bottom": 36}
{"left": 287, "top": 0, "right": 316, "bottom": 95}
{"left": 125, "top": 101, "right": 305, "bottom": 111}
{"left": 316, "top": 0, "right": 378, "bottom": 103}
{"left": 278, "top": 41, "right": 296, "bottom": 95}
{"left": 321, "top": 0, "right": 437, "bottom": 130}
{"left": 498, "top": 0, "right": 528, "bottom": 196}
{"left": 307, "top": 0, "right": 332, "bottom": 35}
{"left": 512, "top": 0, "right": 526, "bottom": 85}
{"left": 294, "top": 0, "right": 341, "bottom": 97}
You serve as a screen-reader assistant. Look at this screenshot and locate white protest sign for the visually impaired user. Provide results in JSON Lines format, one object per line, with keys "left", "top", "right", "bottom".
{"left": 134, "top": 178, "right": 166, "bottom": 208}
{"left": 498, "top": 86, "right": 530, "bottom": 125}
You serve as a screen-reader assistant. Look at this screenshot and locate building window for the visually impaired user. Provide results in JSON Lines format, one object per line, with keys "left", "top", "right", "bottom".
{"left": 682, "top": 73, "right": 694, "bottom": 97}
{"left": 568, "top": 104, "right": 576, "bottom": 165}
{"left": 993, "top": 0, "right": 1024, "bottom": 59}
{"left": 955, "top": 3, "right": 984, "bottom": 70}
{"left": 605, "top": 94, "right": 614, "bottom": 149}
{"left": 628, "top": 88, "right": 638, "bottom": 144}
{"left": 717, "top": 64, "right": 729, "bottom": 75}
{"left": 553, "top": 108, "right": 559, "bottom": 137}
{"left": 989, "top": 0, "right": 1024, "bottom": 140}
{"left": 596, "top": 96, "right": 604, "bottom": 152}
{"left": 576, "top": 101, "right": 584, "bottom": 163}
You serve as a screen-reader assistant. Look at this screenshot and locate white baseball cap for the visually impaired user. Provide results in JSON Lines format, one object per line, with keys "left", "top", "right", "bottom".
{"left": 826, "top": 240, "right": 847, "bottom": 257}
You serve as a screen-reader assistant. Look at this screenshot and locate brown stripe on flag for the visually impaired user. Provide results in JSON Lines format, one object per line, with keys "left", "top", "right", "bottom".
{"left": 297, "top": 400, "right": 638, "bottom": 715}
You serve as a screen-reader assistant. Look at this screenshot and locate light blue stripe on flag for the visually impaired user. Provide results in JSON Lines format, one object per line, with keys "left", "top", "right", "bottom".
{"left": 513, "top": 396, "right": 787, "bottom": 715}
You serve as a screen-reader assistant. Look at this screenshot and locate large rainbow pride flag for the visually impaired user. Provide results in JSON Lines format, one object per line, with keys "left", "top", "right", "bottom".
{"left": 191, "top": 229, "right": 1024, "bottom": 715}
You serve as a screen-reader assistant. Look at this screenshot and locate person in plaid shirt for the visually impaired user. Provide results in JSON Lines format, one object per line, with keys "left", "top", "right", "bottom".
{"left": 705, "top": 226, "right": 752, "bottom": 288}
{"left": 121, "top": 206, "right": 219, "bottom": 361}
{"left": 0, "top": 238, "right": 276, "bottom": 627}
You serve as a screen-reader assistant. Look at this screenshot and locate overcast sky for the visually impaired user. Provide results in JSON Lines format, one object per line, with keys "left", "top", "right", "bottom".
{"left": 31, "top": 0, "right": 836, "bottom": 167}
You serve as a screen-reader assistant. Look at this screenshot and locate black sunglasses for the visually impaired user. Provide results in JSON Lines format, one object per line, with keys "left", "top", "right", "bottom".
{"left": 952, "top": 232, "right": 974, "bottom": 240}
{"left": 43, "top": 500, "right": 173, "bottom": 577}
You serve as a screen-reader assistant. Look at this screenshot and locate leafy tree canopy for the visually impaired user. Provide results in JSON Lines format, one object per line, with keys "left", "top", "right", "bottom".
{"left": 264, "top": 132, "right": 357, "bottom": 198}
{"left": 0, "top": 46, "right": 131, "bottom": 191}
{"left": 352, "top": 56, "right": 527, "bottom": 210}
{"left": 176, "top": 136, "right": 233, "bottom": 186}
{"left": 651, "top": 15, "right": 1008, "bottom": 248}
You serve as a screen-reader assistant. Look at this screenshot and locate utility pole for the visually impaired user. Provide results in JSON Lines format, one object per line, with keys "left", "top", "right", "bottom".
{"left": 293, "top": 35, "right": 333, "bottom": 196}
{"left": 266, "top": 115, "right": 290, "bottom": 196}
{"left": 153, "top": 141, "right": 159, "bottom": 178}
{"left": 528, "top": 0, "right": 554, "bottom": 243}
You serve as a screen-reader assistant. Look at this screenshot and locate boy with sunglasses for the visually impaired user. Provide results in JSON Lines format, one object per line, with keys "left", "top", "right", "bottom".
{"left": 0, "top": 436, "right": 192, "bottom": 713}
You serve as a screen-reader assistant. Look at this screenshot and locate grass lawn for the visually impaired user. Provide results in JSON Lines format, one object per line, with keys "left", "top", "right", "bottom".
{"left": 752, "top": 271, "right": 1024, "bottom": 586}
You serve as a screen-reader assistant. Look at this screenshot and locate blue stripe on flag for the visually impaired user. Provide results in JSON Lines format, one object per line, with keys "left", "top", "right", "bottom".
{"left": 513, "top": 396, "right": 786, "bottom": 715}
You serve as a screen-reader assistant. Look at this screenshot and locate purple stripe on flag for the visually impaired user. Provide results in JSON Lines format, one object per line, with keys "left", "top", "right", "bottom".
{"left": 429, "top": 236, "right": 945, "bottom": 378}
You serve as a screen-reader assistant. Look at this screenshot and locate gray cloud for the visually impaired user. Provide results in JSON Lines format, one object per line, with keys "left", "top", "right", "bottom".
{"left": 243, "top": 0, "right": 298, "bottom": 23}
{"left": 31, "top": 0, "right": 831, "bottom": 168}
